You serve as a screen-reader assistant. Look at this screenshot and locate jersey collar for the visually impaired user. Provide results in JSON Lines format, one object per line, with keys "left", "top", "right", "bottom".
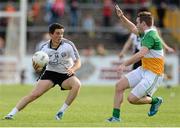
{"left": 144, "top": 27, "right": 156, "bottom": 34}
{"left": 49, "top": 39, "right": 63, "bottom": 50}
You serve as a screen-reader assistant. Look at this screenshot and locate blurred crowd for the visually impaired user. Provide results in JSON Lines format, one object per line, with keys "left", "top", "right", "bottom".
{"left": 0, "top": 0, "right": 180, "bottom": 55}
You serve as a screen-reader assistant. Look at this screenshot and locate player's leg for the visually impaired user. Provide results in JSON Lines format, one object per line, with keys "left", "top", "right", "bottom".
{"left": 107, "top": 67, "right": 142, "bottom": 122}
{"left": 128, "top": 93, "right": 152, "bottom": 104}
{"left": 128, "top": 90, "right": 161, "bottom": 105}
{"left": 147, "top": 74, "right": 163, "bottom": 116}
{"left": 55, "top": 76, "right": 81, "bottom": 120}
{"left": 114, "top": 76, "right": 130, "bottom": 109}
{"left": 127, "top": 71, "right": 163, "bottom": 116}
{"left": 128, "top": 92, "right": 163, "bottom": 116}
{"left": 4, "top": 80, "right": 53, "bottom": 119}
{"left": 16, "top": 80, "right": 54, "bottom": 110}
{"left": 127, "top": 77, "right": 154, "bottom": 105}
{"left": 61, "top": 76, "right": 81, "bottom": 105}
{"left": 107, "top": 76, "right": 130, "bottom": 122}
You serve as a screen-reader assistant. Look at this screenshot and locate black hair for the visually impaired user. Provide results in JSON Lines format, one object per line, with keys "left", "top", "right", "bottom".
{"left": 48, "top": 23, "right": 64, "bottom": 34}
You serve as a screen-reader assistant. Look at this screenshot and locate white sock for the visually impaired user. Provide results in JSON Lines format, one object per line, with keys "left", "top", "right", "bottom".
{"left": 8, "top": 107, "right": 19, "bottom": 116}
{"left": 58, "top": 103, "right": 69, "bottom": 113}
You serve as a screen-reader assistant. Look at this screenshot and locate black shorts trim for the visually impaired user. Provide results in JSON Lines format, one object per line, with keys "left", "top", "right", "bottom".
{"left": 132, "top": 60, "right": 142, "bottom": 70}
{"left": 132, "top": 48, "right": 142, "bottom": 70}
{"left": 40, "top": 70, "right": 74, "bottom": 90}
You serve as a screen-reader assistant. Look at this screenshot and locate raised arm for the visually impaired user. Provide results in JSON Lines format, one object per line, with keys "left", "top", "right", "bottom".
{"left": 115, "top": 4, "right": 139, "bottom": 35}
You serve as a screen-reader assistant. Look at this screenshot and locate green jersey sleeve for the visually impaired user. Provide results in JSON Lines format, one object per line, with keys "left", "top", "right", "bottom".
{"left": 141, "top": 34, "right": 154, "bottom": 49}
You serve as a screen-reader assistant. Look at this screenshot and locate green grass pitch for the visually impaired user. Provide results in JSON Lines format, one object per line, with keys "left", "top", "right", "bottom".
{"left": 0, "top": 84, "right": 180, "bottom": 127}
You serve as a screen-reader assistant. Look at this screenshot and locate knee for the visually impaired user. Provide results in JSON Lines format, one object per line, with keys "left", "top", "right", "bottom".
{"left": 127, "top": 96, "right": 136, "bottom": 104}
{"left": 115, "top": 82, "right": 121, "bottom": 91}
{"left": 76, "top": 83, "right": 81, "bottom": 90}
{"left": 115, "top": 83, "right": 122, "bottom": 93}
{"left": 72, "top": 82, "right": 81, "bottom": 90}
{"left": 115, "top": 78, "right": 127, "bottom": 92}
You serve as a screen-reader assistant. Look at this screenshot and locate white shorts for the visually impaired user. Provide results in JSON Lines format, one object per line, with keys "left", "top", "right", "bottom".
{"left": 125, "top": 67, "right": 163, "bottom": 98}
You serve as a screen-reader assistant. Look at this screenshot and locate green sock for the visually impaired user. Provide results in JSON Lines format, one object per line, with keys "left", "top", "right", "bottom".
{"left": 112, "top": 108, "right": 120, "bottom": 118}
{"left": 151, "top": 97, "right": 159, "bottom": 104}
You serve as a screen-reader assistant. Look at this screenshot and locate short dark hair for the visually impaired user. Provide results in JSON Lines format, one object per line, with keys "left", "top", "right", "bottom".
{"left": 137, "top": 11, "right": 153, "bottom": 27}
{"left": 49, "top": 23, "right": 64, "bottom": 34}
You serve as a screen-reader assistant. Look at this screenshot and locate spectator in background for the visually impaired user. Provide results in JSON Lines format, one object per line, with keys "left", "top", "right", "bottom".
{"left": 168, "top": 0, "right": 180, "bottom": 9}
{"left": 153, "top": 0, "right": 167, "bottom": 28}
{"left": 82, "top": 45, "right": 95, "bottom": 57}
{"left": 123, "top": 0, "right": 136, "bottom": 18}
{"left": 0, "top": 1, "right": 16, "bottom": 51}
{"left": 113, "top": 11, "right": 131, "bottom": 43}
{"left": 69, "top": 0, "right": 79, "bottom": 32}
{"left": 4, "top": 1, "right": 16, "bottom": 22}
{"left": 44, "top": 0, "right": 54, "bottom": 24}
{"left": 5, "top": 1, "right": 16, "bottom": 13}
{"left": 0, "top": 18, "right": 7, "bottom": 42}
{"left": 82, "top": 13, "right": 95, "bottom": 38}
{"left": 27, "top": 10, "right": 35, "bottom": 26}
{"left": 123, "top": 0, "right": 149, "bottom": 20}
{"left": 103, "top": 0, "right": 112, "bottom": 27}
{"left": 0, "top": 36, "right": 5, "bottom": 55}
{"left": 96, "top": 43, "right": 107, "bottom": 56}
{"left": 31, "top": 0, "right": 40, "bottom": 22}
{"left": 51, "top": 0, "right": 65, "bottom": 23}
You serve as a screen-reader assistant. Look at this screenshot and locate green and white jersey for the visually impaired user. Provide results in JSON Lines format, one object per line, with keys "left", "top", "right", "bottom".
{"left": 140, "top": 28, "right": 164, "bottom": 75}
{"left": 39, "top": 38, "right": 80, "bottom": 74}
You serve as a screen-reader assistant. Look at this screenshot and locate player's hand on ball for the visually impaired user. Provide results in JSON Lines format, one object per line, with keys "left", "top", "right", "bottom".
{"left": 32, "top": 61, "right": 43, "bottom": 73}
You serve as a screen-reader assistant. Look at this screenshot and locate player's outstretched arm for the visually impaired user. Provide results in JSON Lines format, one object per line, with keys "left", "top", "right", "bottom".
{"left": 115, "top": 4, "right": 138, "bottom": 35}
{"left": 123, "top": 46, "right": 149, "bottom": 67}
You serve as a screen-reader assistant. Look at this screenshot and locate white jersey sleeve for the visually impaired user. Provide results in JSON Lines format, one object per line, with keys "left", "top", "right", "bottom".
{"left": 130, "top": 33, "right": 141, "bottom": 51}
{"left": 67, "top": 41, "right": 80, "bottom": 61}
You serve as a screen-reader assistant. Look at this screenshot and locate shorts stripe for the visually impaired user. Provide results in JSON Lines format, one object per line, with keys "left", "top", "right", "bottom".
{"left": 146, "top": 75, "right": 159, "bottom": 94}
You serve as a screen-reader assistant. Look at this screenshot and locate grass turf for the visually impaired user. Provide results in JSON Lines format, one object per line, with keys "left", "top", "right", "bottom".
{"left": 0, "top": 84, "right": 180, "bottom": 127}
